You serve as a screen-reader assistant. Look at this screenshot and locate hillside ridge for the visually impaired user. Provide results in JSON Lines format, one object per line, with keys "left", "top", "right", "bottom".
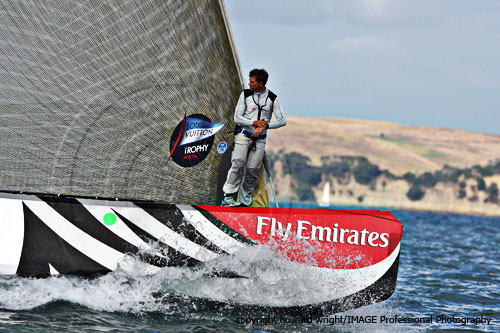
{"left": 265, "top": 116, "right": 500, "bottom": 216}
{"left": 267, "top": 116, "right": 500, "bottom": 175}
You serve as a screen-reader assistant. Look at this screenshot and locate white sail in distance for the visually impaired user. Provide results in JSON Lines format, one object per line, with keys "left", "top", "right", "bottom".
{"left": 319, "top": 181, "right": 330, "bottom": 207}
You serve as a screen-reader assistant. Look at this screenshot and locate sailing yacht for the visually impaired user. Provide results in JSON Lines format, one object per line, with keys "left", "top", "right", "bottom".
{"left": 319, "top": 181, "right": 331, "bottom": 207}
{"left": 0, "top": 0, "right": 402, "bottom": 315}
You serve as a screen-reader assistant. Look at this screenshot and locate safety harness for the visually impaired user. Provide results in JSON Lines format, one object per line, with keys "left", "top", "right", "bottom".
{"left": 233, "top": 89, "right": 277, "bottom": 143}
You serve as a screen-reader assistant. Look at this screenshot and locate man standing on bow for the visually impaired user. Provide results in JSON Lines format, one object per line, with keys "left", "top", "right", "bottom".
{"left": 221, "top": 68, "right": 286, "bottom": 207}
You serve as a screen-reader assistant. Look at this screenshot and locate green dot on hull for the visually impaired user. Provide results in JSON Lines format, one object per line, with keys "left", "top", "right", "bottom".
{"left": 103, "top": 212, "right": 117, "bottom": 226}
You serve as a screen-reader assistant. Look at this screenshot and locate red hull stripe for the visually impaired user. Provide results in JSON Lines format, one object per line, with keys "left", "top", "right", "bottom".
{"left": 198, "top": 206, "right": 403, "bottom": 270}
{"left": 192, "top": 206, "right": 256, "bottom": 245}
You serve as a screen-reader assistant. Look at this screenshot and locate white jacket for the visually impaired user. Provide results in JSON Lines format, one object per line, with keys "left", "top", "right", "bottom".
{"left": 233, "top": 89, "right": 286, "bottom": 136}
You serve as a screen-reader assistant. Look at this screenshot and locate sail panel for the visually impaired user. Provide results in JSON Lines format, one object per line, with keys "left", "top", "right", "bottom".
{"left": 0, "top": 0, "right": 240, "bottom": 204}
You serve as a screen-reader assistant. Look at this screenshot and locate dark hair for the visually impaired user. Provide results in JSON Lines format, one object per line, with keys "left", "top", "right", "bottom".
{"left": 249, "top": 68, "right": 269, "bottom": 85}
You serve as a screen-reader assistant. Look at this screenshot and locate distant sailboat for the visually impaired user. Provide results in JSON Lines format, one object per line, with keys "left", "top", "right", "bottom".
{"left": 319, "top": 181, "right": 330, "bottom": 207}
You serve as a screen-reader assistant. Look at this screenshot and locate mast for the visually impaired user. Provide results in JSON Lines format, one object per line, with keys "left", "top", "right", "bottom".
{"left": 218, "top": 0, "right": 245, "bottom": 89}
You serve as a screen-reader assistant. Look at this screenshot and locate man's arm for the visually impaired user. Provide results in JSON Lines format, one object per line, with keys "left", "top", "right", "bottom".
{"left": 267, "top": 98, "right": 286, "bottom": 129}
{"left": 234, "top": 92, "right": 254, "bottom": 127}
{"left": 253, "top": 119, "right": 267, "bottom": 128}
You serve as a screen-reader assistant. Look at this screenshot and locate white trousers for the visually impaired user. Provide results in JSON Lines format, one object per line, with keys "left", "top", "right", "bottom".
{"left": 223, "top": 133, "right": 266, "bottom": 206}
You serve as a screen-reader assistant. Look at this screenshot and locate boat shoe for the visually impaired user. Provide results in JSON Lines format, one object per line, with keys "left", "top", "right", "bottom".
{"left": 221, "top": 196, "right": 240, "bottom": 207}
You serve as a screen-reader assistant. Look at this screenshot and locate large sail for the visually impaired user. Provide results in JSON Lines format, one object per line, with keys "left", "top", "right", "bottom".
{"left": 0, "top": 0, "right": 241, "bottom": 204}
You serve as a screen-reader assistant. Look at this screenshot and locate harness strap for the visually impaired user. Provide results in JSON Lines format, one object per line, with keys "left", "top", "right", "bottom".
{"left": 243, "top": 89, "right": 277, "bottom": 120}
{"left": 231, "top": 89, "right": 275, "bottom": 140}
{"left": 234, "top": 128, "right": 267, "bottom": 140}
{"left": 252, "top": 94, "right": 269, "bottom": 120}
{"left": 249, "top": 139, "right": 257, "bottom": 152}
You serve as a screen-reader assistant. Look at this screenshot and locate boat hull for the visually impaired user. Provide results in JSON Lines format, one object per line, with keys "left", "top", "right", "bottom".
{"left": 0, "top": 192, "right": 403, "bottom": 314}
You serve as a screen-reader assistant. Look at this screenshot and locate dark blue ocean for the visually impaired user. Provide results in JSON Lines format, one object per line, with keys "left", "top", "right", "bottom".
{"left": 0, "top": 204, "right": 499, "bottom": 332}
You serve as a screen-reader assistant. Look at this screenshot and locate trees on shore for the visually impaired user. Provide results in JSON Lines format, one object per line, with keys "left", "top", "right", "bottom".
{"left": 270, "top": 151, "right": 500, "bottom": 204}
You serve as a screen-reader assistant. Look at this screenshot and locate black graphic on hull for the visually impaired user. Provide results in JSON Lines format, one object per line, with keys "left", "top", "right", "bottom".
{"left": 17, "top": 203, "right": 109, "bottom": 276}
{"left": 114, "top": 210, "right": 201, "bottom": 267}
{"left": 135, "top": 202, "right": 227, "bottom": 255}
{"left": 42, "top": 196, "right": 134, "bottom": 254}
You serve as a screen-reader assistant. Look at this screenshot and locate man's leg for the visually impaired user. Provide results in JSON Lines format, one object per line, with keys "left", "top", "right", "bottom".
{"left": 222, "top": 134, "right": 250, "bottom": 205}
{"left": 239, "top": 140, "right": 265, "bottom": 206}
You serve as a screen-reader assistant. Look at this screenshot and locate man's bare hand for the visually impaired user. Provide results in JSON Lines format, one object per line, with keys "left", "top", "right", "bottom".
{"left": 252, "top": 120, "right": 267, "bottom": 128}
{"left": 253, "top": 127, "right": 264, "bottom": 138}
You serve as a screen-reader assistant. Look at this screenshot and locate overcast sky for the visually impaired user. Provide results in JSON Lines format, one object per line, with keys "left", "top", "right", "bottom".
{"left": 224, "top": 0, "right": 500, "bottom": 135}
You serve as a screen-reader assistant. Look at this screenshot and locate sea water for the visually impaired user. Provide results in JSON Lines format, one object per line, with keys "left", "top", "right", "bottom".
{"left": 0, "top": 205, "right": 498, "bottom": 332}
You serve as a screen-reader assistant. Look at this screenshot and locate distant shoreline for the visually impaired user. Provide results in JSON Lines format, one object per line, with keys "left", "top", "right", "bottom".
{"left": 265, "top": 116, "right": 500, "bottom": 218}
{"left": 273, "top": 201, "right": 500, "bottom": 218}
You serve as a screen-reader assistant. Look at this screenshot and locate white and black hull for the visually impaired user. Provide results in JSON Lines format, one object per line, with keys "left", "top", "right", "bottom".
{"left": 0, "top": 192, "right": 402, "bottom": 315}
